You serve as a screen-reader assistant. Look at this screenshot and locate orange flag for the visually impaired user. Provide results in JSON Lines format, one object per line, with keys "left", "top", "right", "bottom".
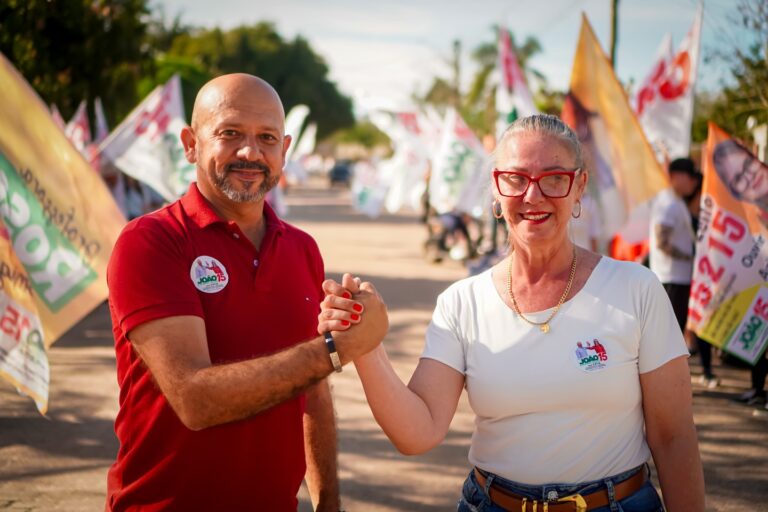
{"left": 689, "top": 123, "right": 768, "bottom": 364}
{"left": 0, "top": 52, "right": 126, "bottom": 412}
{"left": 562, "top": 15, "right": 668, "bottom": 245}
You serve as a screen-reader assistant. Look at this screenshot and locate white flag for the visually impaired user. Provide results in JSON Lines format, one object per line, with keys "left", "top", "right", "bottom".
{"left": 369, "top": 110, "right": 430, "bottom": 214}
{"left": 284, "top": 104, "right": 310, "bottom": 162}
{"left": 292, "top": 122, "right": 317, "bottom": 160}
{"left": 50, "top": 104, "right": 65, "bottom": 131}
{"left": 93, "top": 97, "right": 110, "bottom": 143}
{"left": 98, "top": 75, "right": 194, "bottom": 202}
{"left": 496, "top": 27, "right": 538, "bottom": 137}
{"left": 283, "top": 122, "right": 317, "bottom": 187}
{"left": 636, "top": 5, "right": 703, "bottom": 160}
{"left": 64, "top": 100, "right": 91, "bottom": 154}
{"left": 430, "top": 108, "right": 489, "bottom": 218}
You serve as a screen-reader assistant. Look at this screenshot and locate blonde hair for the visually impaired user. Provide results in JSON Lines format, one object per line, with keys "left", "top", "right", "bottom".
{"left": 495, "top": 114, "right": 584, "bottom": 169}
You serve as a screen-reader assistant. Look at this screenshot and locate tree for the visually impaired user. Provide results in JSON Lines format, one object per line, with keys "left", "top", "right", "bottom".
{"left": 0, "top": 0, "right": 152, "bottom": 125}
{"left": 693, "top": 0, "right": 767, "bottom": 143}
{"left": 164, "top": 23, "right": 354, "bottom": 138}
{"left": 416, "top": 27, "right": 545, "bottom": 137}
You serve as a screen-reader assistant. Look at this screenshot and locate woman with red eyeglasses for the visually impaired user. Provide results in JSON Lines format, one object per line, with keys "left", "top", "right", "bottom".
{"left": 318, "top": 114, "right": 704, "bottom": 511}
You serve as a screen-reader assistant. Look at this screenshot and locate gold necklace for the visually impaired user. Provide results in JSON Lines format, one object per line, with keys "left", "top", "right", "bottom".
{"left": 507, "top": 246, "right": 577, "bottom": 333}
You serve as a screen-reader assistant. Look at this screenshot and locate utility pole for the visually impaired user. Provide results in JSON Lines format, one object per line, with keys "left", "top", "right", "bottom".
{"left": 609, "top": 0, "right": 619, "bottom": 68}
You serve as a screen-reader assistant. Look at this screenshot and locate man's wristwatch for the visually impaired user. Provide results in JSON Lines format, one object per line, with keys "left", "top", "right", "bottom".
{"left": 323, "top": 331, "right": 343, "bottom": 373}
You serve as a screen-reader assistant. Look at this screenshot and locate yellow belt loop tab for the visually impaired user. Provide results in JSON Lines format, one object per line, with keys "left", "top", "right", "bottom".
{"left": 558, "top": 494, "right": 587, "bottom": 512}
{"left": 532, "top": 500, "right": 537, "bottom": 512}
{"left": 543, "top": 503, "right": 549, "bottom": 512}
{"left": 521, "top": 497, "right": 527, "bottom": 512}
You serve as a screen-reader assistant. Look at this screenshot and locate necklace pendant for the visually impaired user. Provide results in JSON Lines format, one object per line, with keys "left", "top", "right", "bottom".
{"left": 540, "top": 324, "right": 550, "bottom": 333}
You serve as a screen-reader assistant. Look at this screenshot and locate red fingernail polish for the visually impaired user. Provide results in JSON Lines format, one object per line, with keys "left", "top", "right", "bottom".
{"left": 341, "top": 320, "right": 350, "bottom": 326}
{"left": 353, "top": 304, "right": 362, "bottom": 312}
{"left": 342, "top": 292, "right": 351, "bottom": 299}
{"left": 351, "top": 314, "right": 360, "bottom": 321}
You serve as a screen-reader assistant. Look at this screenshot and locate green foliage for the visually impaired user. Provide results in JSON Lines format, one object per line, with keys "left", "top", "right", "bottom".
{"left": 330, "top": 121, "right": 391, "bottom": 150}
{"left": 0, "top": 0, "right": 152, "bottom": 125}
{"left": 416, "top": 26, "right": 545, "bottom": 138}
{"left": 0, "top": 4, "right": 353, "bottom": 138}
{"left": 692, "top": 0, "right": 768, "bottom": 143}
{"left": 164, "top": 23, "right": 354, "bottom": 138}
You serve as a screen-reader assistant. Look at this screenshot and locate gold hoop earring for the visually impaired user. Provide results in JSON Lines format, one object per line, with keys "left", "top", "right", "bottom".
{"left": 492, "top": 199, "right": 503, "bottom": 219}
{"left": 572, "top": 199, "right": 582, "bottom": 219}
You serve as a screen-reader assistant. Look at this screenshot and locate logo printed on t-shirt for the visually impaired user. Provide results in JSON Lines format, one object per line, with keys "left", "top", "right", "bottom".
{"left": 574, "top": 338, "right": 608, "bottom": 372}
{"left": 190, "top": 255, "right": 229, "bottom": 293}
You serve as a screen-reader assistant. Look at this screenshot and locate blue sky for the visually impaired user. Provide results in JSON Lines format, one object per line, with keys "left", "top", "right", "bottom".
{"left": 156, "top": 0, "right": 748, "bottom": 112}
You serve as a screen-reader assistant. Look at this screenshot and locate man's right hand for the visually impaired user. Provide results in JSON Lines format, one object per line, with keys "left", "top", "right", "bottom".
{"left": 319, "top": 274, "right": 389, "bottom": 363}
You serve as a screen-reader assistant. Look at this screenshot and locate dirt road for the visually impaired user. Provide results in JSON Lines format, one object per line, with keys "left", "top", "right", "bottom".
{"left": 0, "top": 180, "right": 766, "bottom": 511}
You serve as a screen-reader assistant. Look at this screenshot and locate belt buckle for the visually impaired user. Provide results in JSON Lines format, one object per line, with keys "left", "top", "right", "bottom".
{"left": 556, "top": 494, "right": 587, "bottom": 512}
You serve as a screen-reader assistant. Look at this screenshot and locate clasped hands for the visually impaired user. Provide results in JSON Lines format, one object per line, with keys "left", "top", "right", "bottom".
{"left": 318, "top": 273, "right": 388, "bottom": 365}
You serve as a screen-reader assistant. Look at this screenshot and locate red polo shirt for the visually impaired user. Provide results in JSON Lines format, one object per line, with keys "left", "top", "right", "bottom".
{"left": 106, "top": 183, "right": 324, "bottom": 511}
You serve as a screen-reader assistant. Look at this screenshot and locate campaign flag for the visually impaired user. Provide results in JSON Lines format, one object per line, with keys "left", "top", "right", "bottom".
{"left": 87, "top": 97, "right": 111, "bottom": 171}
{"left": 430, "top": 108, "right": 489, "bottom": 218}
{"left": 283, "top": 122, "right": 318, "bottom": 187}
{"left": 351, "top": 159, "right": 390, "bottom": 218}
{"left": 0, "top": 53, "right": 126, "bottom": 411}
{"left": 635, "top": 5, "right": 703, "bottom": 160}
{"left": 369, "top": 110, "right": 431, "bottom": 214}
{"left": 99, "top": 75, "right": 194, "bottom": 202}
{"left": 688, "top": 123, "right": 768, "bottom": 364}
{"left": 561, "top": 15, "right": 668, "bottom": 243}
{"left": 0, "top": 218, "right": 48, "bottom": 413}
{"left": 64, "top": 100, "right": 92, "bottom": 154}
{"left": 93, "top": 97, "right": 110, "bottom": 143}
{"left": 634, "top": 34, "right": 673, "bottom": 118}
{"left": 50, "top": 104, "right": 66, "bottom": 131}
{"left": 292, "top": 122, "right": 317, "bottom": 160}
{"left": 284, "top": 104, "right": 310, "bottom": 162}
{"left": 496, "top": 27, "right": 538, "bottom": 137}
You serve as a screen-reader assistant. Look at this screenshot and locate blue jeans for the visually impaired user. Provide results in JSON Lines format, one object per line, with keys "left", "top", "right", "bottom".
{"left": 457, "top": 464, "right": 664, "bottom": 512}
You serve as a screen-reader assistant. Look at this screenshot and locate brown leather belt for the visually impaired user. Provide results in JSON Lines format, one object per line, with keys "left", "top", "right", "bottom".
{"left": 473, "top": 467, "right": 647, "bottom": 512}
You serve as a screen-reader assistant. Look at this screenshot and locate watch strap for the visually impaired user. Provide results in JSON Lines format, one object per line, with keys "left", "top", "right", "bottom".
{"left": 323, "top": 331, "right": 343, "bottom": 373}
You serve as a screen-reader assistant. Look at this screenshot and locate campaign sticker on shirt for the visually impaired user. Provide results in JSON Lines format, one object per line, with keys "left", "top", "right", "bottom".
{"left": 190, "top": 255, "right": 229, "bottom": 293}
{"left": 574, "top": 339, "right": 609, "bottom": 372}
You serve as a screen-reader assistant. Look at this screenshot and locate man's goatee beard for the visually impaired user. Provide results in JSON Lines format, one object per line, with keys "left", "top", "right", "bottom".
{"left": 215, "top": 173, "right": 280, "bottom": 203}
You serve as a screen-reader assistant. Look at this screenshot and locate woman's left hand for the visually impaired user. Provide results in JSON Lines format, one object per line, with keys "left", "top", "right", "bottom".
{"left": 317, "top": 273, "right": 364, "bottom": 334}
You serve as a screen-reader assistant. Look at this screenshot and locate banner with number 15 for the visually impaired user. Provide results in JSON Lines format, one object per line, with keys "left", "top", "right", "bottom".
{"left": 688, "top": 123, "right": 768, "bottom": 365}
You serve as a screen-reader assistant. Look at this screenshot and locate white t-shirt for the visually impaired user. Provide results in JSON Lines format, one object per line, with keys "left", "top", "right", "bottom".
{"left": 649, "top": 188, "right": 694, "bottom": 284}
{"left": 422, "top": 257, "right": 688, "bottom": 485}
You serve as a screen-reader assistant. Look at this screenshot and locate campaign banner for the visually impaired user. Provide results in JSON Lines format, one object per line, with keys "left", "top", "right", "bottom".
{"left": 0, "top": 218, "right": 48, "bottom": 413}
{"left": 0, "top": 52, "right": 126, "bottom": 410}
{"left": 496, "top": 27, "right": 538, "bottom": 137}
{"left": 562, "top": 15, "right": 668, "bottom": 243}
{"left": 429, "top": 108, "right": 489, "bottom": 218}
{"left": 99, "top": 75, "right": 195, "bottom": 202}
{"left": 635, "top": 5, "right": 702, "bottom": 161}
{"left": 688, "top": 123, "right": 768, "bottom": 364}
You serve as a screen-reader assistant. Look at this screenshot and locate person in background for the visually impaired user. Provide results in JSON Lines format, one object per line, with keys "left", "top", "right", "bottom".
{"left": 649, "top": 157, "right": 699, "bottom": 350}
{"left": 733, "top": 353, "right": 768, "bottom": 408}
{"left": 321, "top": 115, "right": 705, "bottom": 511}
{"left": 105, "top": 73, "right": 384, "bottom": 511}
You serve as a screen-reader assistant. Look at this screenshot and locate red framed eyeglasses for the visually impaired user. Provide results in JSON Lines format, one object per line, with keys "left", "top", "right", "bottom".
{"left": 493, "top": 168, "right": 582, "bottom": 198}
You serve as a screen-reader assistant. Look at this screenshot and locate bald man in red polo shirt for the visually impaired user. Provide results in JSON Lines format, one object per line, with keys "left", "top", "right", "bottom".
{"left": 105, "top": 74, "right": 388, "bottom": 511}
